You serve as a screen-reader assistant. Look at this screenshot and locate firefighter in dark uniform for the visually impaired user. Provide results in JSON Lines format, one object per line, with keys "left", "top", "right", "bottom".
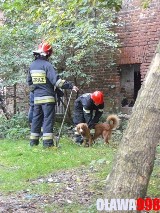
{"left": 73, "top": 91, "right": 104, "bottom": 144}
{"left": 27, "top": 41, "right": 78, "bottom": 148}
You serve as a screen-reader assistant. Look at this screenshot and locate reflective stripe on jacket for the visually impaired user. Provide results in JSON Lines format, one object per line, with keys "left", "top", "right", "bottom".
{"left": 27, "top": 57, "right": 73, "bottom": 104}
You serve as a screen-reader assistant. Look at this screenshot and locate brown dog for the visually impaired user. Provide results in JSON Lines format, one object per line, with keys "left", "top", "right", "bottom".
{"left": 76, "top": 114, "right": 119, "bottom": 146}
{"left": 93, "top": 114, "right": 119, "bottom": 144}
{"left": 75, "top": 123, "right": 93, "bottom": 146}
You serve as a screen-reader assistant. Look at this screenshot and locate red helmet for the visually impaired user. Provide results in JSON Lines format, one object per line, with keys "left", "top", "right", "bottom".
{"left": 33, "top": 41, "right": 53, "bottom": 56}
{"left": 91, "top": 91, "right": 104, "bottom": 105}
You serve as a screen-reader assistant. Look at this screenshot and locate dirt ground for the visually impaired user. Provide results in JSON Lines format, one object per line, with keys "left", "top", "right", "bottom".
{"left": 0, "top": 165, "right": 105, "bottom": 213}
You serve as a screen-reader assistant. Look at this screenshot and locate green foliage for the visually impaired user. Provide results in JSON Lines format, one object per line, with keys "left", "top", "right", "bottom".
{"left": 141, "top": 0, "right": 151, "bottom": 8}
{"left": 0, "top": 113, "right": 30, "bottom": 139}
{"left": 97, "top": 0, "right": 122, "bottom": 11}
{"left": 0, "top": 0, "right": 121, "bottom": 89}
{"left": 0, "top": 23, "right": 38, "bottom": 86}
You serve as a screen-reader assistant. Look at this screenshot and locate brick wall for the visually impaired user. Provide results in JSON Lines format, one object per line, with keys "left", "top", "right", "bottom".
{"left": 116, "top": 0, "right": 160, "bottom": 81}
{"left": 82, "top": 52, "right": 121, "bottom": 113}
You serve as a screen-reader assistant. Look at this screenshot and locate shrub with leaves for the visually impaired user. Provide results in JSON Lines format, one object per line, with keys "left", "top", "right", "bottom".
{"left": 0, "top": 113, "right": 30, "bottom": 139}
{"left": 0, "top": 0, "right": 121, "bottom": 90}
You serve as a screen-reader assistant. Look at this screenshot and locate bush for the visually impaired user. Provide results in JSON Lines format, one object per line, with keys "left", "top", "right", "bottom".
{"left": 0, "top": 113, "right": 30, "bottom": 139}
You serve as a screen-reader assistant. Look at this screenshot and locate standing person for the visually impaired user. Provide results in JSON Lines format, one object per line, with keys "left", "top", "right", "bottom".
{"left": 73, "top": 91, "right": 104, "bottom": 144}
{"left": 27, "top": 41, "right": 78, "bottom": 148}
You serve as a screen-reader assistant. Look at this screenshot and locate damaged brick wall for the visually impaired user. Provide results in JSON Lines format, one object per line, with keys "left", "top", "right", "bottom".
{"left": 116, "top": 0, "right": 160, "bottom": 81}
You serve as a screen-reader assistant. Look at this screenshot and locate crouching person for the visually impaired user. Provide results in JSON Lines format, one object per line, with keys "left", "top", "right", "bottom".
{"left": 73, "top": 91, "right": 104, "bottom": 144}
{"left": 27, "top": 41, "right": 78, "bottom": 148}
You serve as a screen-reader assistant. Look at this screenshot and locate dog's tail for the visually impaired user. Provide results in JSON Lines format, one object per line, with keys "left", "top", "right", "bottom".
{"left": 106, "top": 114, "right": 119, "bottom": 130}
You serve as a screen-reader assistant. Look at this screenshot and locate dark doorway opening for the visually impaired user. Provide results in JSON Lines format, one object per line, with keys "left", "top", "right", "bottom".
{"left": 118, "top": 64, "right": 141, "bottom": 107}
{"left": 134, "top": 69, "right": 141, "bottom": 100}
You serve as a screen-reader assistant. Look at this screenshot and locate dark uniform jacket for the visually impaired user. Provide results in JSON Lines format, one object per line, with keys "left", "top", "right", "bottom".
{"left": 74, "top": 93, "right": 104, "bottom": 128}
{"left": 27, "top": 57, "right": 73, "bottom": 104}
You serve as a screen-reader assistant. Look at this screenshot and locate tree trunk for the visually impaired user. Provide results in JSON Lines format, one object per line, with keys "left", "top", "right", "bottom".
{"left": 105, "top": 43, "right": 160, "bottom": 202}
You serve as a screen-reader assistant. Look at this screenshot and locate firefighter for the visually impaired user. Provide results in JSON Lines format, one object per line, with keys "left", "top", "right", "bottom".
{"left": 27, "top": 41, "right": 78, "bottom": 148}
{"left": 73, "top": 91, "right": 104, "bottom": 144}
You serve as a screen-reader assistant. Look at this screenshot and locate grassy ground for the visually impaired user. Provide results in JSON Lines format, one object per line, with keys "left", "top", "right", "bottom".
{"left": 0, "top": 137, "right": 159, "bottom": 212}
{"left": 0, "top": 137, "right": 115, "bottom": 193}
